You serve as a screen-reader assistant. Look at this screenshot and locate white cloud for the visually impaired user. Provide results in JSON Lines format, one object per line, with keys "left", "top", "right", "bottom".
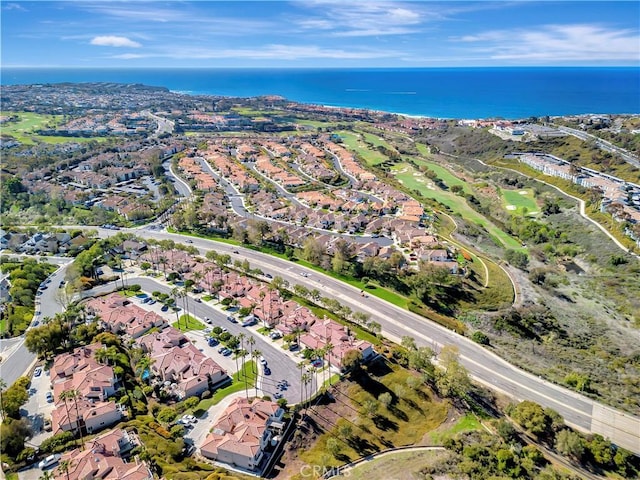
{"left": 294, "top": 1, "right": 425, "bottom": 37}
{"left": 90, "top": 36, "right": 142, "bottom": 48}
{"left": 2, "top": 3, "right": 27, "bottom": 11}
{"left": 108, "top": 44, "right": 399, "bottom": 61}
{"left": 450, "top": 24, "right": 640, "bottom": 63}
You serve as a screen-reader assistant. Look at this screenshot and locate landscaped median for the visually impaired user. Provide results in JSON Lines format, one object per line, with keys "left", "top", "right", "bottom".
{"left": 172, "top": 314, "right": 205, "bottom": 332}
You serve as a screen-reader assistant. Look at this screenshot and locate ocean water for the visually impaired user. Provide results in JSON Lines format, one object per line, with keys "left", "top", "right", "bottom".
{"left": 2, "top": 67, "right": 639, "bottom": 119}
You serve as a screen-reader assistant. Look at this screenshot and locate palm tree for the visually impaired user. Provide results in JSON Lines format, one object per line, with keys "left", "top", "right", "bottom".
{"left": 180, "top": 287, "right": 190, "bottom": 326}
{"left": 325, "top": 342, "right": 334, "bottom": 386}
{"left": 58, "top": 459, "right": 72, "bottom": 480}
{"left": 159, "top": 256, "right": 168, "bottom": 279}
{"left": 233, "top": 348, "right": 241, "bottom": 381}
{"left": 301, "top": 372, "right": 312, "bottom": 410}
{"left": 192, "top": 270, "right": 203, "bottom": 291}
{"left": 39, "top": 470, "right": 54, "bottom": 480}
{"left": 252, "top": 349, "right": 261, "bottom": 397}
{"left": 59, "top": 391, "right": 78, "bottom": 447}
{"left": 62, "top": 389, "right": 84, "bottom": 448}
{"left": 247, "top": 336, "right": 256, "bottom": 372}
{"left": 298, "top": 363, "right": 307, "bottom": 407}
{"left": 170, "top": 287, "right": 181, "bottom": 326}
{"left": 238, "top": 333, "right": 246, "bottom": 364}
{"left": 0, "top": 377, "right": 6, "bottom": 420}
{"left": 239, "top": 349, "right": 249, "bottom": 399}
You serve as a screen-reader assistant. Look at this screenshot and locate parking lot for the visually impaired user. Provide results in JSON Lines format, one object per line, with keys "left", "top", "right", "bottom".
{"left": 22, "top": 366, "right": 56, "bottom": 447}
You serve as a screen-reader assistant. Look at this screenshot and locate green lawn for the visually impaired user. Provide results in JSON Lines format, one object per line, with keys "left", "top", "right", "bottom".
{"left": 1, "top": 111, "right": 105, "bottom": 144}
{"left": 501, "top": 188, "right": 540, "bottom": 216}
{"left": 416, "top": 142, "right": 433, "bottom": 156}
{"left": 362, "top": 132, "right": 394, "bottom": 150}
{"left": 192, "top": 361, "right": 258, "bottom": 415}
{"left": 410, "top": 157, "right": 473, "bottom": 194}
{"left": 392, "top": 163, "right": 524, "bottom": 251}
{"left": 172, "top": 314, "right": 205, "bottom": 332}
{"left": 336, "top": 131, "right": 388, "bottom": 166}
{"left": 429, "top": 413, "right": 482, "bottom": 444}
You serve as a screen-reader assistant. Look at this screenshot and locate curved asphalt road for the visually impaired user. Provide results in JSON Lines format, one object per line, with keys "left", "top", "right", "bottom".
{"left": 91, "top": 227, "right": 640, "bottom": 454}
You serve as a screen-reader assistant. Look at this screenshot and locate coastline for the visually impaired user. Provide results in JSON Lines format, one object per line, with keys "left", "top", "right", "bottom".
{"left": 2, "top": 66, "right": 639, "bottom": 120}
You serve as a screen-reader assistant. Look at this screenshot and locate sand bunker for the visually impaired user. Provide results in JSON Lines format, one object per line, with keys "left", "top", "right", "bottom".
{"left": 506, "top": 205, "right": 517, "bottom": 210}
{"left": 519, "top": 190, "right": 528, "bottom": 195}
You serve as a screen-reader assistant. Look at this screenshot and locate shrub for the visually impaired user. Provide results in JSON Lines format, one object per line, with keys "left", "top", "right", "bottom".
{"left": 40, "top": 431, "right": 75, "bottom": 453}
{"left": 155, "top": 426, "right": 172, "bottom": 439}
{"left": 157, "top": 407, "right": 177, "bottom": 424}
{"left": 200, "top": 390, "right": 212, "bottom": 399}
{"left": 183, "top": 396, "right": 200, "bottom": 410}
{"left": 471, "top": 331, "right": 490, "bottom": 345}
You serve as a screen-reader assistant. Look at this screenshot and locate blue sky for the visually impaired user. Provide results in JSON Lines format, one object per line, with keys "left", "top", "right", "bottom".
{"left": 2, "top": 1, "right": 639, "bottom": 68}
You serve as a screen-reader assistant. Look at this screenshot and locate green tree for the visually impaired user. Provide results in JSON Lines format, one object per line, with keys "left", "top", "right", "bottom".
{"left": 326, "top": 437, "right": 340, "bottom": 457}
{"left": 0, "top": 418, "right": 31, "bottom": 458}
{"left": 587, "top": 434, "right": 614, "bottom": 466}
{"left": 341, "top": 349, "right": 363, "bottom": 372}
{"left": 435, "top": 346, "right": 470, "bottom": 399}
{"left": 361, "top": 399, "right": 378, "bottom": 417}
{"left": 510, "top": 401, "right": 552, "bottom": 438}
{"left": 555, "top": 429, "right": 584, "bottom": 461}
{"left": 2, "top": 377, "right": 29, "bottom": 419}
{"left": 157, "top": 407, "right": 177, "bottom": 424}
{"left": 378, "top": 392, "right": 393, "bottom": 408}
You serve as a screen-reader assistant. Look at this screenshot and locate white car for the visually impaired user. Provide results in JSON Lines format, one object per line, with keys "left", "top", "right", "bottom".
{"left": 182, "top": 414, "right": 197, "bottom": 424}
{"left": 259, "top": 356, "right": 268, "bottom": 365}
{"left": 39, "top": 454, "right": 61, "bottom": 469}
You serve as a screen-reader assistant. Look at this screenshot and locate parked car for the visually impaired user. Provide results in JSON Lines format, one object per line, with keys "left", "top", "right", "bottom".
{"left": 227, "top": 316, "right": 237, "bottom": 323}
{"left": 218, "top": 346, "right": 226, "bottom": 354}
{"left": 205, "top": 317, "right": 212, "bottom": 324}
{"left": 161, "top": 304, "right": 169, "bottom": 311}
{"left": 269, "top": 331, "right": 282, "bottom": 340}
{"left": 288, "top": 343, "right": 299, "bottom": 351}
{"left": 263, "top": 367, "right": 271, "bottom": 376}
{"left": 259, "top": 356, "right": 267, "bottom": 365}
{"left": 45, "top": 392, "right": 54, "bottom": 403}
{"left": 39, "top": 454, "right": 61, "bottom": 469}
{"left": 264, "top": 273, "right": 273, "bottom": 279}
{"left": 33, "top": 367, "right": 43, "bottom": 378}
{"left": 182, "top": 414, "right": 197, "bottom": 424}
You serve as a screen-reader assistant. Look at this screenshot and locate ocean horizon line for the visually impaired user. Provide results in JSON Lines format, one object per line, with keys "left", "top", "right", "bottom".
{"left": 2, "top": 67, "right": 638, "bottom": 120}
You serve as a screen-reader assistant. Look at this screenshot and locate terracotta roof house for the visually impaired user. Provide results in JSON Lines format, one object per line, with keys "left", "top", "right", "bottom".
{"left": 299, "top": 318, "right": 375, "bottom": 370}
{"left": 53, "top": 438, "right": 152, "bottom": 480}
{"left": 137, "top": 327, "right": 229, "bottom": 399}
{"left": 85, "top": 294, "right": 166, "bottom": 339}
{"left": 51, "top": 398, "right": 122, "bottom": 435}
{"left": 200, "top": 398, "right": 285, "bottom": 471}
